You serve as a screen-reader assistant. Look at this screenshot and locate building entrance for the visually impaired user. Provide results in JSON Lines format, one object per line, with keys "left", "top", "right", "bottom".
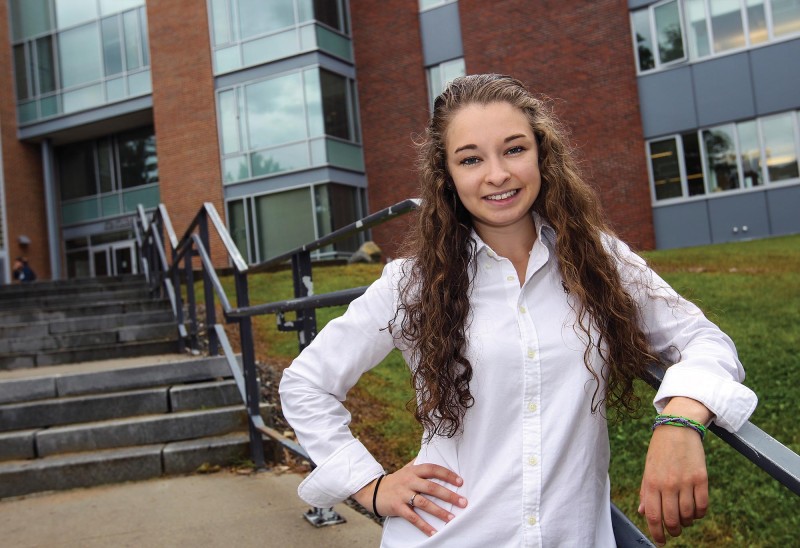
{"left": 90, "top": 241, "right": 137, "bottom": 277}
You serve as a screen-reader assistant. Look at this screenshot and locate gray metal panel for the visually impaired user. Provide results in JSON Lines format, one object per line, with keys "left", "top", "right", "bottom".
{"left": 750, "top": 39, "right": 800, "bottom": 116}
{"left": 707, "top": 191, "right": 770, "bottom": 243}
{"left": 692, "top": 53, "right": 755, "bottom": 127}
{"left": 652, "top": 201, "right": 711, "bottom": 249}
{"left": 638, "top": 67, "right": 697, "bottom": 138}
{"left": 419, "top": 2, "right": 463, "bottom": 66}
{"left": 765, "top": 184, "right": 800, "bottom": 236}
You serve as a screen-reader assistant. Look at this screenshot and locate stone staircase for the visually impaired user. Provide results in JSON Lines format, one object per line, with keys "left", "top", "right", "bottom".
{"left": 0, "top": 276, "right": 268, "bottom": 499}
{"left": 0, "top": 275, "right": 178, "bottom": 369}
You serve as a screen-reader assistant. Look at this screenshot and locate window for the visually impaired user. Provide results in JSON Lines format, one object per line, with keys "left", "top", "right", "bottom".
{"left": 649, "top": 111, "right": 800, "bottom": 201}
{"left": 761, "top": 112, "right": 799, "bottom": 181}
{"left": 10, "top": 1, "right": 150, "bottom": 124}
{"left": 56, "top": 127, "right": 159, "bottom": 225}
{"left": 427, "top": 58, "right": 466, "bottom": 108}
{"left": 208, "top": 0, "right": 352, "bottom": 73}
{"left": 703, "top": 125, "right": 741, "bottom": 192}
{"left": 632, "top": 0, "right": 800, "bottom": 73}
{"left": 227, "top": 183, "right": 364, "bottom": 263}
{"left": 218, "top": 68, "right": 363, "bottom": 184}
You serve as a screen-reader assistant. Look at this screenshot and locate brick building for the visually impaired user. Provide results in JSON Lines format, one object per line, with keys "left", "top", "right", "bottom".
{"left": 1, "top": 0, "right": 798, "bottom": 282}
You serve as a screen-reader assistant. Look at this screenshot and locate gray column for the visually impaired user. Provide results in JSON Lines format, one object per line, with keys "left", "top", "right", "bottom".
{"left": 41, "top": 139, "right": 62, "bottom": 280}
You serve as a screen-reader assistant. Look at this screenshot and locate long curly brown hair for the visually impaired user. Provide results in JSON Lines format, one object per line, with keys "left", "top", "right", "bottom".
{"left": 393, "top": 74, "right": 661, "bottom": 440}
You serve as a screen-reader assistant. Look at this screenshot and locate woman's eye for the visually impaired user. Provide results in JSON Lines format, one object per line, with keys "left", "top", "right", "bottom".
{"left": 506, "top": 145, "right": 525, "bottom": 155}
{"left": 460, "top": 156, "right": 480, "bottom": 166}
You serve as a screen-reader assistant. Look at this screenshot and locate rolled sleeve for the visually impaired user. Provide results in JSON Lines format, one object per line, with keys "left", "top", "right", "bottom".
{"left": 297, "top": 439, "right": 385, "bottom": 507}
{"left": 279, "top": 260, "right": 406, "bottom": 505}
{"left": 611, "top": 237, "right": 758, "bottom": 432}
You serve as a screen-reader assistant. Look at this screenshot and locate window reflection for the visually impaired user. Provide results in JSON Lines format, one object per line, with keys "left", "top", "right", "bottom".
{"left": 710, "top": 0, "right": 746, "bottom": 52}
{"left": 737, "top": 120, "right": 763, "bottom": 187}
{"left": 684, "top": 0, "right": 710, "bottom": 58}
{"left": 59, "top": 23, "right": 103, "bottom": 88}
{"left": 239, "top": 0, "right": 295, "bottom": 39}
{"left": 746, "top": 0, "right": 768, "bottom": 44}
{"left": 655, "top": 1, "right": 685, "bottom": 64}
{"left": 246, "top": 73, "right": 306, "bottom": 149}
{"left": 761, "top": 113, "right": 799, "bottom": 182}
{"left": 703, "top": 126, "right": 740, "bottom": 192}
{"left": 772, "top": 0, "right": 800, "bottom": 36}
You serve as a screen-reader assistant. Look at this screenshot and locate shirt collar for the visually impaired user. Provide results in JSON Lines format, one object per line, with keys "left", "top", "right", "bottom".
{"left": 470, "top": 211, "right": 557, "bottom": 259}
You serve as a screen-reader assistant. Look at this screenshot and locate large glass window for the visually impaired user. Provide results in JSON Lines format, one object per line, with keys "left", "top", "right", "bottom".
{"left": 218, "top": 68, "right": 362, "bottom": 184}
{"left": 11, "top": 2, "right": 150, "bottom": 124}
{"left": 632, "top": 0, "right": 800, "bottom": 73}
{"left": 57, "top": 127, "right": 159, "bottom": 225}
{"left": 59, "top": 23, "right": 103, "bottom": 88}
{"left": 208, "top": 0, "right": 351, "bottom": 73}
{"left": 649, "top": 111, "right": 800, "bottom": 201}
{"left": 227, "top": 183, "right": 364, "bottom": 264}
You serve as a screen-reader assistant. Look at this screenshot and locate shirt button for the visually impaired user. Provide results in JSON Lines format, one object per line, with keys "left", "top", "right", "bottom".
{"left": 484, "top": 263, "right": 492, "bottom": 270}
{"left": 488, "top": 251, "right": 496, "bottom": 258}
{"left": 528, "top": 456, "right": 538, "bottom": 466}
{"left": 528, "top": 402, "right": 537, "bottom": 412}
{"left": 506, "top": 275, "right": 515, "bottom": 282}
{"left": 519, "top": 306, "right": 527, "bottom": 314}
{"left": 528, "top": 516, "right": 537, "bottom": 526}
{"left": 527, "top": 348, "right": 535, "bottom": 359}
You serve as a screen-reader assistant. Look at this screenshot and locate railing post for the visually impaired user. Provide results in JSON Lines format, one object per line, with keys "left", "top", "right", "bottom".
{"left": 184, "top": 248, "right": 199, "bottom": 353}
{"left": 198, "top": 212, "right": 219, "bottom": 355}
{"left": 292, "top": 250, "right": 317, "bottom": 352}
{"left": 234, "top": 270, "right": 266, "bottom": 470}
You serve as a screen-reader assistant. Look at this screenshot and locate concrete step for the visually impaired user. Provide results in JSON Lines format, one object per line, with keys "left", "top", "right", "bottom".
{"left": 34, "top": 405, "right": 251, "bottom": 457}
{"left": 0, "top": 299, "right": 170, "bottom": 326}
{"left": 0, "top": 380, "right": 240, "bottom": 433}
{"left": 0, "top": 288, "right": 151, "bottom": 311}
{"left": 0, "top": 279, "right": 146, "bottom": 301}
{"left": 0, "top": 433, "right": 265, "bottom": 499}
{"left": 0, "top": 309, "right": 175, "bottom": 339}
{"left": 0, "top": 355, "right": 235, "bottom": 405}
{"left": 0, "top": 274, "right": 144, "bottom": 296}
{"left": 0, "top": 339, "right": 180, "bottom": 370}
{"left": 0, "top": 322, "right": 178, "bottom": 355}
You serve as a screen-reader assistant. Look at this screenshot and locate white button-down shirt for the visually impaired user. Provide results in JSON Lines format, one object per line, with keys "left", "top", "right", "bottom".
{"left": 279, "top": 219, "right": 757, "bottom": 547}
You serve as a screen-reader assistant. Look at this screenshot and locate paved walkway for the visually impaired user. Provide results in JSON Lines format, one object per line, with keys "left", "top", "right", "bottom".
{"left": 0, "top": 470, "right": 382, "bottom": 547}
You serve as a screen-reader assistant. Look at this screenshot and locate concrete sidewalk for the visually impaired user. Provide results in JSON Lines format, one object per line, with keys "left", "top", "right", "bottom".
{"left": 0, "top": 470, "right": 382, "bottom": 547}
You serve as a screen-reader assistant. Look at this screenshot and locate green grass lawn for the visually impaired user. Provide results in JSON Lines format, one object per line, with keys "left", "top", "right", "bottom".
{"left": 208, "top": 234, "right": 799, "bottom": 546}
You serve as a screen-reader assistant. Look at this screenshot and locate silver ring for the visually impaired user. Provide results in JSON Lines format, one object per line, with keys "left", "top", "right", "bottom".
{"left": 409, "top": 493, "right": 418, "bottom": 507}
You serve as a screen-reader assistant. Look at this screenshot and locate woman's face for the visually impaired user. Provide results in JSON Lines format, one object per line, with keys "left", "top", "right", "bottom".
{"left": 444, "top": 101, "right": 541, "bottom": 239}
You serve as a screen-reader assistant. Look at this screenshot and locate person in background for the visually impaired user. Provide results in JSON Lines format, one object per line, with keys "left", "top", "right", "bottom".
{"left": 12, "top": 257, "right": 36, "bottom": 283}
{"left": 280, "top": 74, "right": 757, "bottom": 547}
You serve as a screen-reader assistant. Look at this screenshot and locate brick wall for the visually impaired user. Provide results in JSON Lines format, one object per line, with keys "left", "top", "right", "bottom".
{"left": 146, "top": 0, "right": 226, "bottom": 265}
{"left": 350, "top": 0, "right": 430, "bottom": 258}
{"left": 0, "top": 1, "right": 51, "bottom": 279}
{"left": 459, "top": 0, "right": 654, "bottom": 249}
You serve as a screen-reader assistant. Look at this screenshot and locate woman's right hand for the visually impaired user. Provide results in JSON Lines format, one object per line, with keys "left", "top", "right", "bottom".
{"left": 353, "top": 459, "right": 468, "bottom": 537}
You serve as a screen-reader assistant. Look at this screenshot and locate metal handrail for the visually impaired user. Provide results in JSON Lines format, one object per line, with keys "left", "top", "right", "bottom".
{"left": 134, "top": 196, "right": 798, "bottom": 542}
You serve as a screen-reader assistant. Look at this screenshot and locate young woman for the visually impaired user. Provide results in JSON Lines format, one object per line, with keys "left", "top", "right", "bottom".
{"left": 279, "top": 74, "right": 757, "bottom": 547}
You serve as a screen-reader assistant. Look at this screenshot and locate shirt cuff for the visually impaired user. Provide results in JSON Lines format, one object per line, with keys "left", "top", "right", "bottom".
{"left": 654, "top": 367, "right": 758, "bottom": 432}
{"left": 297, "top": 438, "right": 385, "bottom": 508}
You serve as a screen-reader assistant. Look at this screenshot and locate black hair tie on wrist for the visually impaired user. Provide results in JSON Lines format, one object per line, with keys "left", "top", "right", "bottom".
{"left": 372, "top": 474, "right": 386, "bottom": 518}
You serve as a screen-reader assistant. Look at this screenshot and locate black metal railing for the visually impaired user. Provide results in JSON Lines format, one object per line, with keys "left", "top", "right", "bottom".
{"left": 134, "top": 198, "right": 799, "bottom": 543}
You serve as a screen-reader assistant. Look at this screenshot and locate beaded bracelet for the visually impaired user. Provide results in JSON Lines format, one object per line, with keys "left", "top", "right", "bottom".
{"left": 652, "top": 414, "right": 707, "bottom": 440}
{"left": 372, "top": 474, "right": 386, "bottom": 518}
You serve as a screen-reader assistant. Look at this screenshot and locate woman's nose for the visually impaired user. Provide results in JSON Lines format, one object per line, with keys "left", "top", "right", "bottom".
{"left": 484, "top": 156, "right": 511, "bottom": 186}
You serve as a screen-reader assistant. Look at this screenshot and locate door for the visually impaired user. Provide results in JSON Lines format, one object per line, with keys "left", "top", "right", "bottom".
{"left": 89, "top": 241, "right": 137, "bottom": 277}
{"left": 112, "top": 242, "right": 136, "bottom": 275}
